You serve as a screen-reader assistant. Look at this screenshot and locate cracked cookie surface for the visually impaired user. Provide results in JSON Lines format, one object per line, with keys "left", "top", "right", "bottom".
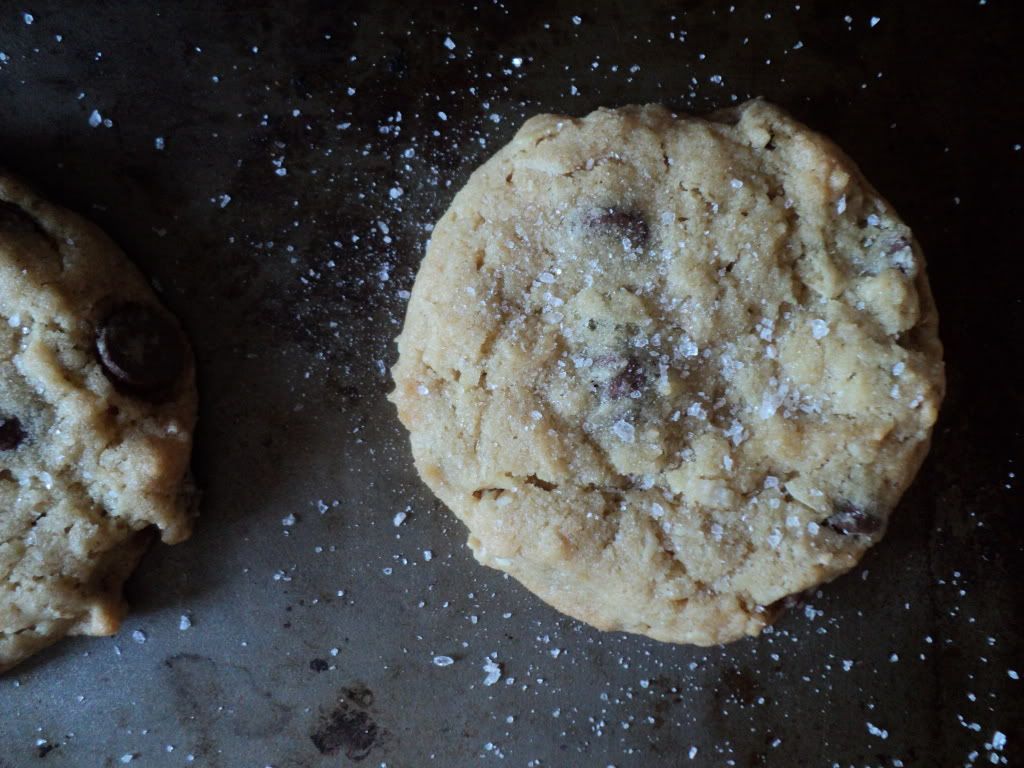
{"left": 391, "top": 100, "right": 944, "bottom": 645}
{"left": 0, "top": 176, "right": 196, "bottom": 672}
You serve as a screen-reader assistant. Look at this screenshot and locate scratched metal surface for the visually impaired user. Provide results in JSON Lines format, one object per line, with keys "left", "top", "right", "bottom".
{"left": 0, "top": 1, "right": 1021, "bottom": 766}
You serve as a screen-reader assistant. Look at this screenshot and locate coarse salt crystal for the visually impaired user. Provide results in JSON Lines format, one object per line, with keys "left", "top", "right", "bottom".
{"left": 483, "top": 659, "right": 501, "bottom": 685}
{"left": 811, "top": 319, "right": 830, "bottom": 339}
{"left": 433, "top": 655, "right": 454, "bottom": 667}
{"left": 758, "top": 382, "right": 789, "bottom": 420}
{"left": 723, "top": 420, "right": 746, "bottom": 446}
{"left": 686, "top": 402, "right": 706, "bottom": 420}
{"left": 611, "top": 419, "right": 635, "bottom": 443}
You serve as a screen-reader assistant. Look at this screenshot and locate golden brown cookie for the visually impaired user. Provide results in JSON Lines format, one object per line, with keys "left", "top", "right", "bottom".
{"left": 0, "top": 176, "right": 197, "bottom": 672}
{"left": 391, "top": 100, "right": 944, "bottom": 645}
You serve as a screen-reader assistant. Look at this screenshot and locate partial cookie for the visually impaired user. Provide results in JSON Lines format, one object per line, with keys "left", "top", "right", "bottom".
{"left": 0, "top": 176, "right": 197, "bottom": 672}
{"left": 391, "top": 100, "right": 944, "bottom": 645}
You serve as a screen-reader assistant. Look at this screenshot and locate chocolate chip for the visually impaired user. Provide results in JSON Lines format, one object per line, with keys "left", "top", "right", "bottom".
{"left": 96, "top": 303, "right": 185, "bottom": 395}
{"left": 589, "top": 208, "right": 649, "bottom": 249}
{"left": 824, "top": 503, "right": 882, "bottom": 536}
{"left": 0, "top": 416, "right": 25, "bottom": 450}
{"left": 607, "top": 357, "right": 647, "bottom": 399}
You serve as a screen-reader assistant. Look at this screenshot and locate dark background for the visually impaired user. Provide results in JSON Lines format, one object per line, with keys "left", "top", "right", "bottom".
{"left": 0, "top": 1, "right": 1021, "bottom": 766}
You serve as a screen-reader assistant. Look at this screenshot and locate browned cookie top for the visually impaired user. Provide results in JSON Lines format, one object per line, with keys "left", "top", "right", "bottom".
{"left": 0, "top": 176, "right": 197, "bottom": 672}
{"left": 391, "top": 100, "right": 944, "bottom": 645}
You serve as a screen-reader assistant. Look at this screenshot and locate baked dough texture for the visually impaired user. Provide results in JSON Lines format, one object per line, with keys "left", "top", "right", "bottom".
{"left": 0, "top": 176, "right": 196, "bottom": 672}
{"left": 392, "top": 100, "right": 944, "bottom": 644}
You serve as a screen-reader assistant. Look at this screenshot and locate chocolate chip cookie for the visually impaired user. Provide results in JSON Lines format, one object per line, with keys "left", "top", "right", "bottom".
{"left": 0, "top": 175, "right": 196, "bottom": 672}
{"left": 391, "top": 100, "right": 944, "bottom": 644}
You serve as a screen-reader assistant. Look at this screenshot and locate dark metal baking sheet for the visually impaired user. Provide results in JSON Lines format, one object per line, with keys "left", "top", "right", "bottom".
{"left": 1, "top": 1, "right": 1021, "bottom": 766}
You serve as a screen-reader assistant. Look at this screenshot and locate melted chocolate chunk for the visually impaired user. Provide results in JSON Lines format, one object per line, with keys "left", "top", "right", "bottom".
{"left": 824, "top": 503, "right": 882, "bottom": 536}
{"left": 0, "top": 416, "right": 25, "bottom": 450}
{"left": 589, "top": 208, "right": 649, "bottom": 248}
{"left": 96, "top": 303, "right": 185, "bottom": 395}
{"left": 607, "top": 357, "right": 647, "bottom": 399}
